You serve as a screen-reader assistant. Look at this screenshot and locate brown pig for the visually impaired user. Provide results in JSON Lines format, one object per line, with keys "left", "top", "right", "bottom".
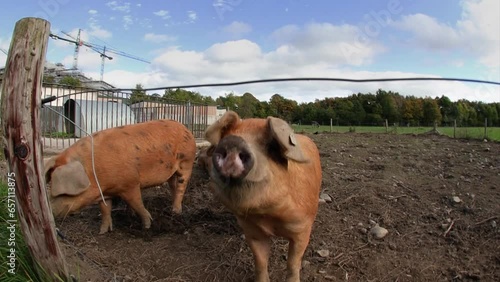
{"left": 44, "top": 119, "right": 196, "bottom": 234}
{"left": 196, "top": 145, "right": 215, "bottom": 172}
{"left": 205, "top": 111, "right": 322, "bottom": 282}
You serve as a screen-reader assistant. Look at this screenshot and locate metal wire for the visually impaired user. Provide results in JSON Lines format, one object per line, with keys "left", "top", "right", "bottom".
{"left": 113, "top": 77, "right": 500, "bottom": 92}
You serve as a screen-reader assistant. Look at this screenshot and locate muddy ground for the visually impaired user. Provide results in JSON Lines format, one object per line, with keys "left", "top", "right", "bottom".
{"left": 44, "top": 133, "right": 500, "bottom": 281}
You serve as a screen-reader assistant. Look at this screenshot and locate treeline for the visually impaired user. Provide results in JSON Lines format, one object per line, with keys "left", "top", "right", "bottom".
{"left": 130, "top": 85, "right": 500, "bottom": 127}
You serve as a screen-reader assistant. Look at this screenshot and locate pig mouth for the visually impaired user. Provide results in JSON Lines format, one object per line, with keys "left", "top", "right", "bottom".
{"left": 212, "top": 135, "right": 255, "bottom": 184}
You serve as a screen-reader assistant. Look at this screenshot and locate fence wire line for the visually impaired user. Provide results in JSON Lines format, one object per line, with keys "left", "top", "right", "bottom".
{"left": 44, "top": 106, "right": 107, "bottom": 206}
{"left": 41, "top": 76, "right": 500, "bottom": 101}
{"left": 122, "top": 77, "right": 500, "bottom": 92}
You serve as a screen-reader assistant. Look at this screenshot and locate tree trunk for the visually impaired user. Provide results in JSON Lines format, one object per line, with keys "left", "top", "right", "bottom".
{"left": 1, "top": 17, "right": 69, "bottom": 280}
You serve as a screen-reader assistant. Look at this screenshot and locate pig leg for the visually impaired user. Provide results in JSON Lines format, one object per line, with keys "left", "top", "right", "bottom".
{"left": 238, "top": 219, "right": 272, "bottom": 282}
{"left": 120, "top": 185, "right": 152, "bottom": 229}
{"left": 285, "top": 229, "right": 313, "bottom": 282}
{"left": 99, "top": 199, "right": 113, "bottom": 234}
{"left": 168, "top": 162, "right": 193, "bottom": 214}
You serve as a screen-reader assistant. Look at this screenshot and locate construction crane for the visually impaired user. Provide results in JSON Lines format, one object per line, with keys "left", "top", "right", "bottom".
{"left": 49, "top": 30, "right": 150, "bottom": 81}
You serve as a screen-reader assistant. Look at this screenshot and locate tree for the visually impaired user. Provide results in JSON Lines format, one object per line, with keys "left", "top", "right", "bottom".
{"left": 438, "top": 95, "right": 453, "bottom": 125}
{"left": 376, "top": 89, "right": 400, "bottom": 124}
{"left": 163, "top": 88, "right": 216, "bottom": 104}
{"left": 59, "top": 76, "right": 81, "bottom": 87}
{"left": 269, "top": 94, "right": 297, "bottom": 122}
{"left": 129, "top": 84, "right": 147, "bottom": 104}
{"left": 422, "top": 98, "right": 442, "bottom": 126}
{"left": 239, "top": 92, "right": 260, "bottom": 118}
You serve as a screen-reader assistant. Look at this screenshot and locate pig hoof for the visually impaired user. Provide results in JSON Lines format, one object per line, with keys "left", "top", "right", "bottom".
{"left": 99, "top": 223, "right": 113, "bottom": 234}
{"left": 172, "top": 206, "right": 182, "bottom": 214}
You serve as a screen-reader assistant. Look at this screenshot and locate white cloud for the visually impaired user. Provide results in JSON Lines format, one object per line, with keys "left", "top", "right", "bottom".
{"left": 86, "top": 10, "right": 112, "bottom": 39}
{"left": 391, "top": 0, "right": 500, "bottom": 68}
{"left": 61, "top": 46, "right": 116, "bottom": 72}
{"left": 222, "top": 21, "right": 252, "bottom": 38}
{"left": 270, "top": 22, "right": 385, "bottom": 66}
{"left": 392, "top": 14, "right": 461, "bottom": 50}
{"left": 187, "top": 10, "right": 197, "bottom": 22}
{"left": 106, "top": 1, "right": 131, "bottom": 13}
{"left": 123, "top": 15, "right": 133, "bottom": 29}
{"left": 143, "top": 33, "right": 176, "bottom": 43}
{"left": 154, "top": 10, "right": 171, "bottom": 20}
{"left": 205, "top": 40, "right": 261, "bottom": 63}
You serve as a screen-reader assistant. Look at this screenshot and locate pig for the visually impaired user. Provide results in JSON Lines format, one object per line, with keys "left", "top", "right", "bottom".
{"left": 196, "top": 145, "right": 215, "bottom": 172}
{"left": 44, "top": 119, "right": 197, "bottom": 234}
{"left": 205, "top": 111, "right": 322, "bottom": 282}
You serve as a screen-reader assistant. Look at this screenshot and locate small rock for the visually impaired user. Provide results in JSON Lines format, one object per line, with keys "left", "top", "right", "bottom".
{"left": 369, "top": 219, "right": 377, "bottom": 226}
{"left": 316, "top": 249, "right": 330, "bottom": 257}
{"left": 318, "top": 198, "right": 326, "bottom": 204}
{"left": 318, "top": 270, "right": 327, "bottom": 274}
{"left": 357, "top": 222, "right": 364, "bottom": 227}
{"left": 324, "top": 275, "right": 336, "bottom": 281}
{"left": 452, "top": 196, "right": 462, "bottom": 203}
{"left": 370, "top": 225, "right": 389, "bottom": 239}
{"left": 359, "top": 228, "right": 367, "bottom": 234}
{"left": 320, "top": 193, "right": 332, "bottom": 203}
{"left": 301, "top": 260, "right": 311, "bottom": 269}
{"left": 491, "top": 220, "right": 497, "bottom": 228}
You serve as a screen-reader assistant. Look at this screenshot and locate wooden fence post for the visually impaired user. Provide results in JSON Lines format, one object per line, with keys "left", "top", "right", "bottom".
{"left": 453, "top": 119, "right": 456, "bottom": 139}
{"left": 0, "top": 18, "right": 69, "bottom": 280}
{"left": 484, "top": 118, "right": 487, "bottom": 140}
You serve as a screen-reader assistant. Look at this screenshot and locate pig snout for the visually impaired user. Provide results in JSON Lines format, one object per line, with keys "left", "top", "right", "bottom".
{"left": 212, "top": 135, "right": 254, "bottom": 181}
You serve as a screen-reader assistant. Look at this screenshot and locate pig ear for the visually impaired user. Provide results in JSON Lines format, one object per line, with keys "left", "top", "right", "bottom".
{"left": 51, "top": 161, "right": 90, "bottom": 197}
{"left": 205, "top": 111, "right": 241, "bottom": 145}
{"left": 268, "top": 117, "right": 309, "bottom": 163}
{"left": 44, "top": 157, "right": 56, "bottom": 183}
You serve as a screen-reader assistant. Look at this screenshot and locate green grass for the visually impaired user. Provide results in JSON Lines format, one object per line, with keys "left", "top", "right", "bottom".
{"left": 43, "top": 132, "right": 75, "bottom": 139}
{"left": 292, "top": 125, "right": 500, "bottom": 141}
{"left": 0, "top": 181, "right": 55, "bottom": 282}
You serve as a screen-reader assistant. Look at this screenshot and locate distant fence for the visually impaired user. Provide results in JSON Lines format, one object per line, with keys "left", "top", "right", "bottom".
{"left": 41, "top": 84, "right": 217, "bottom": 151}
{"left": 293, "top": 119, "right": 500, "bottom": 142}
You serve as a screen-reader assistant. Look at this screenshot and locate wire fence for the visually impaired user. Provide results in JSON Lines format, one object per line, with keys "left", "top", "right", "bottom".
{"left": 292, "top": 119, "right": 500, "bottom": 141}
{"left": 41, "top": 84, "right": 217, "bottom": 152}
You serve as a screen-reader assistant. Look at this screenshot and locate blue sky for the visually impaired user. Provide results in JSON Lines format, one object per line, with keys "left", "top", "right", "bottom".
{"left": 1, "top": 0, "right": 499, "bottom": 103}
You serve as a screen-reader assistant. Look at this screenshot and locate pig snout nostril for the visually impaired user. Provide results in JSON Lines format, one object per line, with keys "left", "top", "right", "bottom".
{"left": 239, "top": 152, "right": 250, "bottom": 163}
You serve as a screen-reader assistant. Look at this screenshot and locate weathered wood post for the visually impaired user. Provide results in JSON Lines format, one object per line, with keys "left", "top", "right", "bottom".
{"left": 0, "top": 18, "right": 69, "bottom": 280}
{"left": 453, "top": 119, "right": 456, "bottom": 139}
{"left": 484, "top": 118, "right": 487, "bottom": 140}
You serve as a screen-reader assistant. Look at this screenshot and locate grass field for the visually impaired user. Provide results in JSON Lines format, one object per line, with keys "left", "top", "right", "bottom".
{"left": 292, "top": 125, "right": 500, "bottom": 141}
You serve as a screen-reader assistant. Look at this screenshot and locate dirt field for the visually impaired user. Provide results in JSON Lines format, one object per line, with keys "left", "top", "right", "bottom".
{"left": 42, "top": 133, "right": 500, "bottom": 281}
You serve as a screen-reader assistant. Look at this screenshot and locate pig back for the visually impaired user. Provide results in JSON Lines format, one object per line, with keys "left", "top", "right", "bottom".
{"left": 70, "top": 119, "right": 196, "bottom": 190}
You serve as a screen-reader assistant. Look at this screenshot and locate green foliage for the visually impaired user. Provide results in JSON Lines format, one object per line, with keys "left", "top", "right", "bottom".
{"left": 128, "top": 84, "right": 148, "bottom": 104}
{"left": 122, "top": 83, "right": 499, "bottom": 128}
{"left": 163, "top": 88, "right": 216, "bottom": 105}
{"left": 58, "top": 76, "right": 81, "bottom": 87}
{"left": 43, "top": 75, "right": 56, "bottom": 84}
